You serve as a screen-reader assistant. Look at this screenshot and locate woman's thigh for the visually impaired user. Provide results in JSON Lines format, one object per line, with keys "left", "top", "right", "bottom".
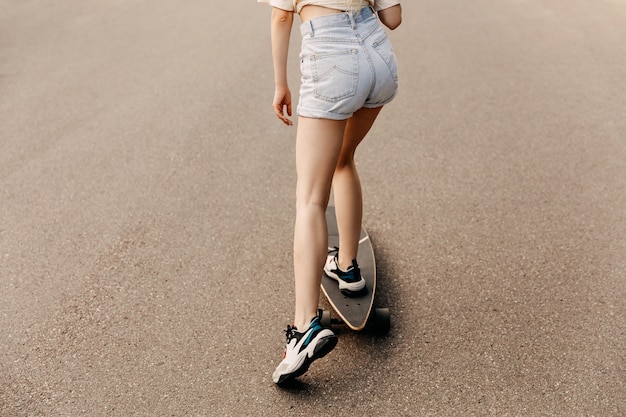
{"left": 295, "top": 116, "right": 347, "bottom": 206}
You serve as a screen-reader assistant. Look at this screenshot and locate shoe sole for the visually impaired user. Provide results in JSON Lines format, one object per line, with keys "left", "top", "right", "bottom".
{"left": 274, "top": 334, "right": 338, "bottom": 386}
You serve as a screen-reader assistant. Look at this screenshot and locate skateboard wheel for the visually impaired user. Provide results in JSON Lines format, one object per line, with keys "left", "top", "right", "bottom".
{"left": 318, "top": 309, "right": 332, "bottom": 328}
{"left": 373, "top": 308, "right": 390, "bottom": 334}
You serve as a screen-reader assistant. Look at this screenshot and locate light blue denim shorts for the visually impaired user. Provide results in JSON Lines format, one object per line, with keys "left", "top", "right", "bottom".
{"left": 298, "top": 6, "right": 399, "bottom": 120}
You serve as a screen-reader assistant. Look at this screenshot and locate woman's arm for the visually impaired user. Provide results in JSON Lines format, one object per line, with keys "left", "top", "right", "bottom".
{"left": 270, "top": 7, "right": 294, "bottom": 126}
{"left": 378, "top": 4, "right": 402, "bottom": 30}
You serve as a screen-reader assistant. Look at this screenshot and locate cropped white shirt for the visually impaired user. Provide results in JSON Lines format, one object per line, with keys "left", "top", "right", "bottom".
{"left": 258, "top": 0, "right": 400, "bottom": 14}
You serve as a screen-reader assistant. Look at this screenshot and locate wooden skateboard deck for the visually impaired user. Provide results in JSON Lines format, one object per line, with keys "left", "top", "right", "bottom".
{"left": 320, "top": 206, "right": 385, "bottom": 331}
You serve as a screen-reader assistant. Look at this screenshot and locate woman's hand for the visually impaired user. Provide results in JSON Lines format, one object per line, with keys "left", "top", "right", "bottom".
{"left": 273, "top": 85, "right": 293, "bottom": 126}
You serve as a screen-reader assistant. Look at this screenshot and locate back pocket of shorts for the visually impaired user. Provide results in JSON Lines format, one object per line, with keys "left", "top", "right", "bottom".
{"left": 311, "top": 49, "right": 358, "bottom": 102}
{"left": 373, "top": 36, "right": 399, "bottom": 82}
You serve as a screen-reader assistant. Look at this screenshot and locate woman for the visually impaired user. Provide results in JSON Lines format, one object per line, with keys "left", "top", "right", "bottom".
{"left": 259, "top": 0, "right": 402, "bottom": 385}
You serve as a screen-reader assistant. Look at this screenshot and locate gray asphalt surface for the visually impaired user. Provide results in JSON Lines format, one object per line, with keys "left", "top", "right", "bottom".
{"left": 1, "top": 0, "right": 625, "bottom": 415}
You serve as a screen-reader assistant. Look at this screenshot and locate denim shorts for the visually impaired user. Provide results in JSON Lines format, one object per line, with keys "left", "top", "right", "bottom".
{"left": 297, "top": 6, "right": 399, "bottom": 120}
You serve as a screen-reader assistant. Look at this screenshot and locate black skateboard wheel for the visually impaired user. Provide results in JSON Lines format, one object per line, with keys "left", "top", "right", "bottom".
{"left": 318, "top": 309, "right": 332, "bottom": 328}
{"left": 373, "top": 308, "right": 390, "bottom": 334}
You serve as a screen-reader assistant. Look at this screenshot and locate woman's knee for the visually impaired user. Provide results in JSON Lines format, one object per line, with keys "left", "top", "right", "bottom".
{"left": 335, "top": 152, "right": 356, "bottom": 170}
{"left": 295, "top": 183, "right": 330, "bottom": 211}
{"left": 295, "top": 199, "right": 328, "bottom": 223}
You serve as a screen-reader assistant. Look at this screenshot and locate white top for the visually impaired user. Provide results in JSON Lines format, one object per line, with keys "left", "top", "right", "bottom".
{"left": 258, "top": 0, "right": 400, "bottom": 14}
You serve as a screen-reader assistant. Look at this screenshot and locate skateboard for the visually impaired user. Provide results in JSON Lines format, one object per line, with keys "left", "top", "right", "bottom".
{"left": 319, "top": 206, "right": 390, "bottom": 333}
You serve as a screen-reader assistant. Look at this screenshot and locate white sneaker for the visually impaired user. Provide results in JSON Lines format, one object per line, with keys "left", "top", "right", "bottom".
{"left": 324, "top": 249, "right": 366, "bottom": 294}
{"left": 272, "top": 317, "right": 337, "bottom": 385}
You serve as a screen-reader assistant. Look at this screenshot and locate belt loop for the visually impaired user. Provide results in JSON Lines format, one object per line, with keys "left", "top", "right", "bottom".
{"left": 348, "top": 9, "right": 356, "bottom": 29}
{"left": 309, "top": 20, "right": 315, "bottom": 37}
{"left": 369, "top": 5, "right": 377, "bottom": 21}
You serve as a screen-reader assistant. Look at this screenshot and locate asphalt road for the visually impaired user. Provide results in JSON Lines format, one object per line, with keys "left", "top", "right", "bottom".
{"left": 1, "top": 0, "right": 625, "bottom": 415}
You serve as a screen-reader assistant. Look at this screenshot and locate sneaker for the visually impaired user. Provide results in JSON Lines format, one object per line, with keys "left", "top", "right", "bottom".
{"left": 272, "top": 317, "right": 337, "bottom": 385}
{"left": 324, "top": 248, "right": 366, "bottom": 294}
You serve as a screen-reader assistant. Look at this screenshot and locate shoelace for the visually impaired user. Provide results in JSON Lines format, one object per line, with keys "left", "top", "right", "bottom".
{"left": 285, "top": 325, "right": 298, "bottom": 342}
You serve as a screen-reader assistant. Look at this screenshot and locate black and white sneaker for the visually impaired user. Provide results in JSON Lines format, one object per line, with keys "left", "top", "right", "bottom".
{"left": 272, "top": 317, "right": 337, "bottom": 385}
{"left": 324, "top": 248, "right": 366, "bottom": 294}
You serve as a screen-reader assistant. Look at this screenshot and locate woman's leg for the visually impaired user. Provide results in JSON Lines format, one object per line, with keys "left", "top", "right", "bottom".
{"left": 293, "top": 116, "right": 347, "bottom": 330}
{"left": 333, "top": 106, "right": 383, "bottom": 270}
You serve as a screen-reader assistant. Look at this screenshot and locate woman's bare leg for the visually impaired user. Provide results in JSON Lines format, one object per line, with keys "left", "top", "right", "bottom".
{"left": 333, "top": 107, "right": 383, "bottom": 270}
{"left": 293, "top": 116, "right": 347, "bottom": 330}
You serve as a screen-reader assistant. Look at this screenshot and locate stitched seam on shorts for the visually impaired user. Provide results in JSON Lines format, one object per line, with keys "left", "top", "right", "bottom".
{"left": 311, "top": 49, "right": 359, "bottom": 102}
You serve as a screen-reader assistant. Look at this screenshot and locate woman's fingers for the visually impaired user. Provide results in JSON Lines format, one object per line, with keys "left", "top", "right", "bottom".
{"left": 274, "top": 103, "right": 293, "bottom": 126}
